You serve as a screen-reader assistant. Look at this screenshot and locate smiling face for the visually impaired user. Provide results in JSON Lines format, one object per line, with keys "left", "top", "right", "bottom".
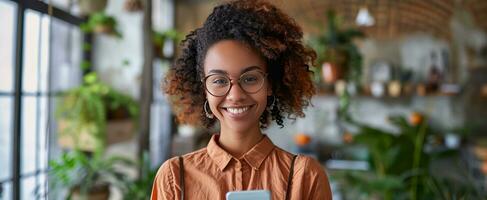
{"left": 203, "top": 40, "right": 271, "bottom": 134}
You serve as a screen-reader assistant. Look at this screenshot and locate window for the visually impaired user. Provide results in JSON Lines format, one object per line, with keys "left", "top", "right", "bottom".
{"left": 0, "top": 0, "right": 17, "bottom": 199}
{"left": 0, "top": 0, "right": 84, "bottom": 199}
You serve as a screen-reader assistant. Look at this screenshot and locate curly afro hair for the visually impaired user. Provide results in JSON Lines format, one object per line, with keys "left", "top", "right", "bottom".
{"left": 164, "top": 0, "right": 317, "bottom": 129}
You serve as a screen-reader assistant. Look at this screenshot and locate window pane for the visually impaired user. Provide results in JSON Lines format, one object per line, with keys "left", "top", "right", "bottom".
{"left": 38, "top": 96, "right": 49, "bottom": 171}
{"left": 50, "top": 18, "right": 83, "bottom": 92}
{"left": 22, "top": 9, "right": 41, "bottom": 93}
{"left": 21, "top": 96, "right": 38, "bottom": 175}
{"left": 39, "top": 15, "right": 50, "bottom": 93}
{"left": 20, "top": 175, "right": 37, "bottom": 200}
{"left": 0, "top": 0, "right": 16, "bottom": 92}
{"left": 0, "top": 97, "right": 13, "bottom": 180}
{"left": 1, "top": 181, "right": 12, "bottom": 200}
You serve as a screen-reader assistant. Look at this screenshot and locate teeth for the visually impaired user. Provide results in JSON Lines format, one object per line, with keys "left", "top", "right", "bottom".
{"left": 226, "top": 106, "right": 249, "bottom": 114}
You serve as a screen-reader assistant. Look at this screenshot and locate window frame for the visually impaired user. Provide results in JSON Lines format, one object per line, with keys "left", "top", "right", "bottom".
{"left": 4, "top": 0, "right": 87, "bottom": 199}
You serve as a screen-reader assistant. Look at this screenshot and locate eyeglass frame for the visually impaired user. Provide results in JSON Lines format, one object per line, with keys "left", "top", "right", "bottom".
{"left": 202, "top": 70, "right": 269, "bottom": 97}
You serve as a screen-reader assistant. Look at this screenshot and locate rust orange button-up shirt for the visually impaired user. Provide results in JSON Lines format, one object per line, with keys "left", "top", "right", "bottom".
{"left": 151, "top": 134, "right": 332, "bottom": 200}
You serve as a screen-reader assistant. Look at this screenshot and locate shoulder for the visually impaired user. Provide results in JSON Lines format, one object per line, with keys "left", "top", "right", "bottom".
{"left": 155, "top": 157, "right": 178, "bottom": 183}
{"left": 156, "top": 147, "right": 208, "bottom": 176}
{"left": 272, "top": 146, "right": 298, "bottom": 163}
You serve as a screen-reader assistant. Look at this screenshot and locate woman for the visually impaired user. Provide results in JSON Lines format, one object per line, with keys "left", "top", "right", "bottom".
{"left": 151, "top": 0, "right": 332, "bottom": 199}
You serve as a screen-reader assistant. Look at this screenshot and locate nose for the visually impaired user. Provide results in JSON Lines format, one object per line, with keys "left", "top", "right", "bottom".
{"left": 226, "top": 80, "right": 246, "bottom": 101}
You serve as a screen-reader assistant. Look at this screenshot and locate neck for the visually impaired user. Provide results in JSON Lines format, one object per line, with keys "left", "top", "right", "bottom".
{"left": 218, "top": 125, "right": 264, "bottom": 158}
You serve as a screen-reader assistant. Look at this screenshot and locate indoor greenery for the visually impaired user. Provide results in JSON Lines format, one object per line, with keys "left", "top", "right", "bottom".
{"left": 152, "top": 29, "right": 181, "bottom": 47}
{"left": 56, "top": 72, "right": 138, "bottom": 152}
{"left": 119, "top": 151, "right": 158, "bottom": 200}
{"left": 80, "top": 12, "right": 122, "bottom": 38}
{"left": 308, "top": 10, "right": 364, "bottom": 84}
{"left": 49, "top": 150, "right": 134, "bottom": 199}
{"left": 152, "top": 29, "right": 182, "bottom": 59}
{"left": 335, "top": 115, "right": 485, "bottom": 200}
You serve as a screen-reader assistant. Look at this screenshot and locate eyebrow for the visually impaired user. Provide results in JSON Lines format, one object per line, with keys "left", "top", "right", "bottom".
{"left": 207, "top": 66, "right": 262, "bottom": 75}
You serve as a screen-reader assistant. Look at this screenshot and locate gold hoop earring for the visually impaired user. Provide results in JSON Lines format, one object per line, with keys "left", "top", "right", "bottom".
{"left": 204, "top": 100, "right": 214, "bottom": 119}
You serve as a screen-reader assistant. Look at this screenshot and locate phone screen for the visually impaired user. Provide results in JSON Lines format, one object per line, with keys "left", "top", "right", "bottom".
{"left": 226, "top": 190, "right": 271, "bottom": 200}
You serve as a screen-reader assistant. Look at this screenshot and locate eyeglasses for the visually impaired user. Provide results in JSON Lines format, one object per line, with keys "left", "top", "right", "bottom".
{"left": 203, "top": 70, "right": 268, "bottom": 97}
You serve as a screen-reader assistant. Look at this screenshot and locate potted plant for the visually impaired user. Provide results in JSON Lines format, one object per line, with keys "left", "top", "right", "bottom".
{"left": 334, "top": 113, "right": 485, "bottom": 200}
{"left": 56, "top": 72, "right": 138, "bottom": 152}
{"left": 49, "top": 150, "right": 134, "bottom": 200}
{"left": 119, "top": 152, "right": 158, "bottom": 200}
{"left": 78, "top": 0, "right": 108, "bottom": 16}
{"left": 308, "top": 10, "right": 364, "bottom": 85}
{"left": 152, "top": 29, "right": 182, "bottom": 59}
{"left": 124, "top": 0, "right": 143, "bottom": 12}
{"left": 80, "top": 12, "right": 122, "bottom": 38}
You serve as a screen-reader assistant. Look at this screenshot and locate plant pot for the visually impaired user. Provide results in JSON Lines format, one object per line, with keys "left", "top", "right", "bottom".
{"left": 94, "top": 24, "right": 115, "bottom": 35}
{"left": 153, "top": 44, "right": 164, "bottom": 59}
{"left": 387, "top": 81, "right": 402, "bottom": 97}
{"left": 370, "top": 81, "right": 385, "bottom": 97}
{"left": 58, "top": 119, "right": 135, "bottom": 152}
{"left": 334, "top": 80, "right": 347, "bottom": 96}
{"left": 124, "top": 0, "right": 143, "bottom": 12}
{"left": 71, "top": 184, "right": 110, "bottom": 200}
{"left": 78, "top": 0, "right": 108, "bottom": 16}
{"left": 321, "top": 62, "right": 342, "bottom": 84}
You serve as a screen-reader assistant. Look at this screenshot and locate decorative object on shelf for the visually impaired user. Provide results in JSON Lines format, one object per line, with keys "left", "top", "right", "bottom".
{"left": 416, "top": 83, "right": 427, "bottom": 96}
{"left": 294, "top": 133, "right": 314, "bottom": 155}
{"left": 370, "top": 81, "right": 384, "bottom": 97}
{"left": 78, "top": 0, "right": 108, "bottom": 16}
{"left": 294, "top": 133, "right": 311, "bottom": 147}
{"left": 80, "top": 12, "right": 122, "bottom": 38}
{"left": 426, "top": 65, "right": 442, "bottom": 93}
{"left": 440, "top": 83, "right": 461, "bottom": 95}
{"left": 370, "top": 60, "right": 392, "bottom": 83}
{"left": 342, "top": 131, "right": 354, "bottom": 144}
{"left": 153, "top": 29, "right": 182, "bottom": 59}
{"left": 124, "top": 0, "right": 143, "bottom": 12}
{"left": 346, "top": 81, "right": 358, "bottom": 96}
{"left": 335, "top": 80, "right": 347, "bottom": 96}
{"left": 387, "top": 80, "right": 401, "bottom": 97}
{"left": 308, "top": 10, "right": 364, "bottom": 85}
{"left": 444, "top": 133, "right": 461, "bottom": 149}
{"left": 56, "top": 72, "right": 139, "bottom": 152}
{"left": 322, "top": 62, "right": 341, "bottom": 84}
{"left": 401, "top": 83, "right": 415, "bottom": 96}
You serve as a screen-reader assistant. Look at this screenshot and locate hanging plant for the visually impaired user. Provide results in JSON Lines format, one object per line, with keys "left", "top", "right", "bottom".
{"left": 152, "top": 29, "right": 182, "bottom": 59}
{"left": 124, "top": 0, "right": 143, "bottom": 12}
{"left": 308, "top": 10, "right": 365, "bottom": 85}
{"left": 80, "top": 12, "right": 122, "bottom": 38}
{"left": 56, "top": 72, "right": 139, "bottom": 152}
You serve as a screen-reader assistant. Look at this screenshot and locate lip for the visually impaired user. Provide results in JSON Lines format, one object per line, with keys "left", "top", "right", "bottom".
{"left": 220, "top": 105, "right": 254, "bottom": 119}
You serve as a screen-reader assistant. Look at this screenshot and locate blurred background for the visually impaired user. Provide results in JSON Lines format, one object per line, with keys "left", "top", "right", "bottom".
{"left": 1, "top": 0, "right": 487, "bottom": 199}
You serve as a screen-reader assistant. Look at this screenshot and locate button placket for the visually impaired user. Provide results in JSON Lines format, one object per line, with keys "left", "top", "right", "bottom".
{"left": 235, "top": 160, "right": 243, "bottom": 190}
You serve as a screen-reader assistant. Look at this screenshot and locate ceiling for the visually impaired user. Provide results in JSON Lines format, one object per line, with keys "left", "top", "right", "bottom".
{"left": 267, "top": 0, "right": 487, "bottom": 40}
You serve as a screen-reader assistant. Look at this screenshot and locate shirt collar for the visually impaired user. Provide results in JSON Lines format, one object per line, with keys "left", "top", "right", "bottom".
{"left": 207, "top": 134, "right": 275, "bottom": 171}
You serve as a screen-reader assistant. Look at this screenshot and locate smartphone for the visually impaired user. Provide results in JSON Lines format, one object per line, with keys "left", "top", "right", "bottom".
{"left": 226, "top": 190, "right": 271, "bottom": 200}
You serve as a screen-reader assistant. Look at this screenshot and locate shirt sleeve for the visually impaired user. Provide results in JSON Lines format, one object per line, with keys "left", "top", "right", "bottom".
{"left": 295, "top": 156, "right": 333, "bottom": 200}
{"left": 151, "top": 159, "right": 176, "bottom": 200}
